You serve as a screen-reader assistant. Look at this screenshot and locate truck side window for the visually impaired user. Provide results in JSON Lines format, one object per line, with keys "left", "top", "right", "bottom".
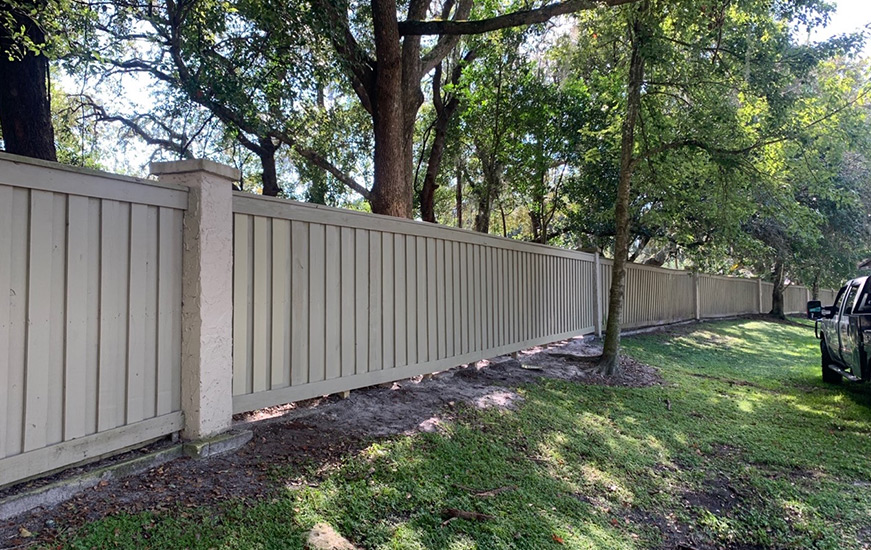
{"left": 843, "top": 285, "right": 861, "bottom": 315}
{"left": 832, "top": 286, "right": 847, "bottom": 311}
{"left": 855, "top": 286, "right": 871, "bottom": 313}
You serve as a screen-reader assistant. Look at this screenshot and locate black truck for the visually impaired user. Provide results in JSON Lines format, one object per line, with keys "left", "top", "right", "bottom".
{"left": 807, "top": 276, "right": 871, "bottom": 383}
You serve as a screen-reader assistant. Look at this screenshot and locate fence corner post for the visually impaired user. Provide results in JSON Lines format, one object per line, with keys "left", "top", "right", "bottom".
{"left": 693, "top": 272, "right": 701, "bottom": 321}
{"left": 593, "top": 252, "right": 603, "bottom": 337}
{"left": 151, "top": 159, "right": 239, "bottom": 440}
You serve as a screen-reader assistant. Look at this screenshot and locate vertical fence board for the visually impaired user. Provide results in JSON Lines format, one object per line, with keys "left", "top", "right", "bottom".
{"left": 291, "top": 221, "right": 310, "bottom": 385}
{"left": 445, "top": 241, "right": 454, "bottom": 358}
{"left": 232, "top": 215, "right": 252, "bottom": 396}
{"left": 24, "top": 191, "right": 54, "bottom": 451}
{"left": 252, "top": 217, "right": 271, "bottom": 392}
{"left": 405, "top": 237, "right": 418, "bottom": 366}
{"left": 354, "top": 229, "right": 369, "bottom": 375}
{"left": 381, "top": 233, "right": 395, "bottom": 370}
{"left": 142, "top": 206, "right": 159, "bottom": 421}
{"left": 340, "top": 228, "right": 356, "bottom": 378}
{"left": 436, "top": 240, "right": 446, "bottom": 360}
{"left": 416, "top": 237, "right": 428, "bottom": 363}
{"left": 325, "top": 226, "right": 342, "bottom": 380}
{"left": 394, "top": 234, "right": 407, "bottom": 368}
{"left": 46, "top": 195, "right": 66, "bottom": 445}
{"left": 367, "top": 231, "right": 382, "bottom": 372}
{"left": 309, "top": 224, "right": 327, "bottom": 382}
{"left": 271, "top": 219, "right": 291, "bottom": 388}
{"left": 426, "top": 238, "right": 438, "bottom": 360}
{"left": 0, "top": 186, "right": 11, "bottom": 456}
{"left": 126, "top": 204, "right": 148, "bottom": 424}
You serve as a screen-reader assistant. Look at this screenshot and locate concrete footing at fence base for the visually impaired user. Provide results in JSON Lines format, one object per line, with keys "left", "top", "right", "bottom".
{"left": 0, "top": 430, "right": 252, "bottom": 521}
{"left": 183, "top": 430, "right": 253, "bottom": 458}
{"left": 0, "top": 445, "right": 184, "bottom": 521}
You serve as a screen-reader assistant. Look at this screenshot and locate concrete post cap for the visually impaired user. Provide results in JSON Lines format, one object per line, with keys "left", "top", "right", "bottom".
{"left": 149, "top": 159, "right": 241, "bottom": 181}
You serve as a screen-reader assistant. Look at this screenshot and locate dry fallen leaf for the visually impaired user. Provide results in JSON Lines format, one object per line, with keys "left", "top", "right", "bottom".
{"left": 18, "top": 527, "right": 33, "bottom": 538}
{"left": 552, "top": 534, "right": 564, "bottom": 544}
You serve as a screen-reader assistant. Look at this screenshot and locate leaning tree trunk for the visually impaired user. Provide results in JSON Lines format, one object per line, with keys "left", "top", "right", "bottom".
{"left": 598, "top": 11, "right": 646, "bottom": 376}
{"left": 0, "top": 1, "right": 57, "bottom": 161}
{"left": 770, "top": 257, "right": 786, "bottom": 320}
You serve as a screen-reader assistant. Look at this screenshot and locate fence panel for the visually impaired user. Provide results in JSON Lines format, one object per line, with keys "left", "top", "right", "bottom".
{"left": 699, "top": 275, "right": 758, "bottom": 317}
{"left": 784, "top": 286, "right": 810, "bottom": 314}
{"left": 231, "top": 195, "right": 598, "bottom": 414}
{"left": 0, "top": 156, "right": 185, "bottom": 487}
{"left": 818, "top": 288, "right": 837, "bottom": 305}
{"left": 599, "top": 262, "right": 696, "bottom": 329}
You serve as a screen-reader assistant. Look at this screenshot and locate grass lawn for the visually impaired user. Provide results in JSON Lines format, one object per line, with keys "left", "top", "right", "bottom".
{"left": 57, "top": 319, "right": 871, "bottom": 549}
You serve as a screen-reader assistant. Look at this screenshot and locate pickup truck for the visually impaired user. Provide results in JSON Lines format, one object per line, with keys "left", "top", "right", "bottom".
{"left": 807, "top": 276, "right": 871, "bottom": 383}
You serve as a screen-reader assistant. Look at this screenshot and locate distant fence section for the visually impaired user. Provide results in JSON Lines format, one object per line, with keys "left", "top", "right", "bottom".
{"left": 0, "top": 155, "right": 185, "bottom": 488}
{"left": 0, "top": 154, "right": 834, "bottom": 489}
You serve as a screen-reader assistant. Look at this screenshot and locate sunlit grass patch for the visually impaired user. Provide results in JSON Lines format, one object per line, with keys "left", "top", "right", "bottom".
{"left": 57, "top": 318, "right": 871, "bottom": 550}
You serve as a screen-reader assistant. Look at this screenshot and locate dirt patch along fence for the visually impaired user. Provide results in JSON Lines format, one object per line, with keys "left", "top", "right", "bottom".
{"left": 0, "top": 155, "right": 826, "bottom": 489}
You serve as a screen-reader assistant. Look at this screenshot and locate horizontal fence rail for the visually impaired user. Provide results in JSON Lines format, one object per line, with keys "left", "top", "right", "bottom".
{"left": 0, "top": 155, "right": 185, "bottom": 487}
{"left": 231, "top": 195, "right": 597, "bottom": 413}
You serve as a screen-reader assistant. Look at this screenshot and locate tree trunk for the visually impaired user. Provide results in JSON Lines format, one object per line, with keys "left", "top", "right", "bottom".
{"left": 258, "top": 137, "right": 280, "bottom": 197}
{"left": 0, "top": 2, "right": 57, "bottom": 161}
{"left": 421, "top": 57, "right": 469, "bottom": 223}
{"left": 368, "top": 0, "right": 412, "bottom": 217}
{"left": 770, "top": 257, "right": 786, "bottom": 320}
{"left": 456, "top": 159, "right": 464, "bottom": 228}
{"left": 474, "top": 192, "right": 492, "bottom": 233}
{"left": 811, "top": 271, "right": 820, "bottom": 301}
{"left": 598, "top": 10, "right": 646, "bottom": 376}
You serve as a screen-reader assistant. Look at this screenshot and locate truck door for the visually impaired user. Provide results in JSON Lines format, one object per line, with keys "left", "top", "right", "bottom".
{"left": 825, "top": 286, "right": 847, "bottom": 359}
{"left": 849, "top": 282, "right": 871, "bottom": 378}
{"left": 838, "top": 283, "right": 861, "bottom": 370}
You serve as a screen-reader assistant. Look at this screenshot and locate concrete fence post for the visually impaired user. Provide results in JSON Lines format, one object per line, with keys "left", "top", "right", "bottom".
{"left": 151, "top": 160, "right": 239, "bottom": 440}
{"left": 593, "top": 252, "right": 602, "bottom": 337}
{"left": 693, "top": 272, "right": 701, "bottom": 321}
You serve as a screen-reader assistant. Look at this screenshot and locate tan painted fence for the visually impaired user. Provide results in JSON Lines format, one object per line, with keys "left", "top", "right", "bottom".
{"left": 231, "top": 195, "right": 598, "bottom": 413}
{"left": 0, "top": 155, "right": 185, "bottom": 487}
{"left": 0, "top": 155, "right": 833, "bottom": 489}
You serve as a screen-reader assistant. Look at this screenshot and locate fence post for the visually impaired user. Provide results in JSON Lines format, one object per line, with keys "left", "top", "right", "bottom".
{"left": 151, "top": 160, "right": 239, "bottom": 440}
{"left": 593, "top": 252, "right": 602, "bottom": 337}
{"left": 757, "top": 279, "right": 763, "bottom": 314}
{"left": 693, "top": 272, "right": 701, "bottom": 320}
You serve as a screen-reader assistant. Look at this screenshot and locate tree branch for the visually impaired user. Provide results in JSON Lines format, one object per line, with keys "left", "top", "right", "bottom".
{"left": 420, "top": 0, "right": 473, "bottom": 73}
{"left": 269, "top": 130, "right": 371, "bottom": 200}
{"left": 399, "top": 0, "right": 639, "bottom": 36}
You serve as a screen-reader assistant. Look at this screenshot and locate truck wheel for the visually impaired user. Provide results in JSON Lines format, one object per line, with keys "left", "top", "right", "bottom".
{"left": 821, "top": 340, "right": 842, "bottom": 384}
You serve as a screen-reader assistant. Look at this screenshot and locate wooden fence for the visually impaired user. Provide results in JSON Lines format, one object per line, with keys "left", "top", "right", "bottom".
{"left": 231, "top": 195, "right": 598, "bottom": 413}
{"left": 0, "top": 155, "right": 186, "bottom": 487}
{"left": 0, "top": 155, "right": 831, "bottom": 489}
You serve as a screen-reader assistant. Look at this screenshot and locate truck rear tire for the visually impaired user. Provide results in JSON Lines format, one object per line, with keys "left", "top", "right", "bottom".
{"left": 821, "top": 340, "right": 842, "bottom": 384}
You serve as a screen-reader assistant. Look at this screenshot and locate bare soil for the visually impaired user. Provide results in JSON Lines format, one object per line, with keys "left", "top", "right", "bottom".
{"left": 0, "top": 335, "right": 662, "bottom": 549}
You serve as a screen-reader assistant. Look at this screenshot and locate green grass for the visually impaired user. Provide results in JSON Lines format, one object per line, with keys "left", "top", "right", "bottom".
{"left": 57, "top": 319, "right": 871, "bottom": 549}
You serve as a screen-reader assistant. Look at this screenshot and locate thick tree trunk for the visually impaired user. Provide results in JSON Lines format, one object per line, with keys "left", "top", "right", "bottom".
{"left": 0, "top": 3, "right": 57, "bottom": 161}
{"left": 811, "top": 271, "right": 820, "bottom": 301}
{"left": 368, "top": 0, "right": 412, "bottom": 217}
{"left": 598, "top": 11, "right": 646, "bottom": 376}
{"left": 770, "top": 257, "right": 786, "bottom": 320}
{"left": 258, "top": 137, "right": 280, "bottom": 197}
